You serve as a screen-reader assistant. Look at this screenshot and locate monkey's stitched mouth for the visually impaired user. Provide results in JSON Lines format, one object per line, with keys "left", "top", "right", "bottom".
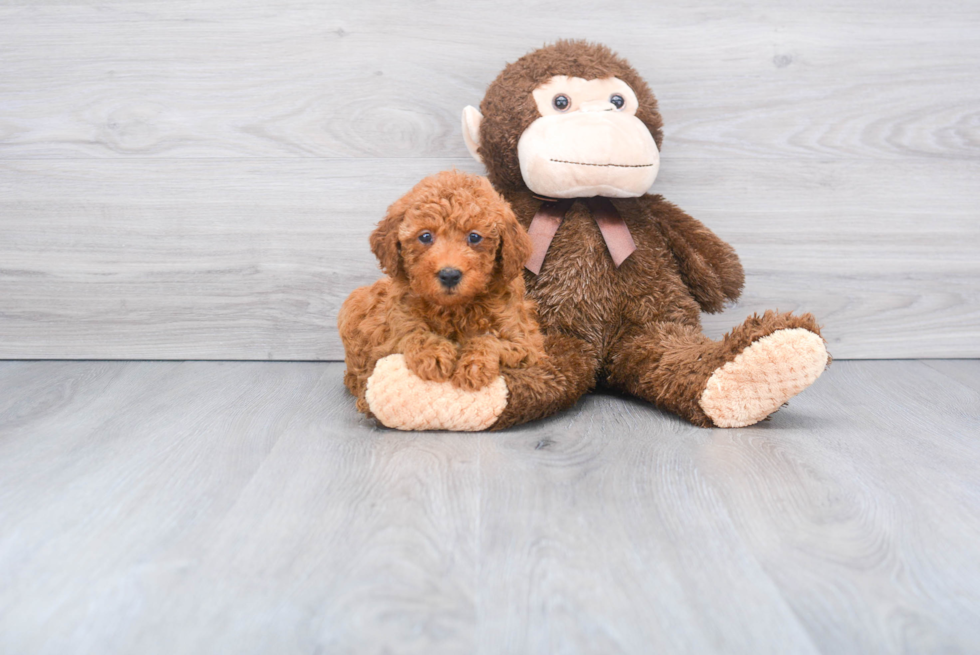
{"left": 549, "top": 158, "right": 655, "bottom": 168}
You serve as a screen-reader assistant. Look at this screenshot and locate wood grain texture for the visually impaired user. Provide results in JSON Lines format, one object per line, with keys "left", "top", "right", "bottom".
{"left": 920, "top": 359, "right": 980, "bottom": 393}
{"left": 0, "top": 360, "right": 479, "bottom": 654}
{"left": 1, "top": 360, "right": 979, "bottom": 653}
{"left": 1, "top": 157, "right": 976, "bottom": 359}
{"left": 0, "top": 0, "right": 978, "bottom": 359}
{"left": 0, "top": 1, "right": 977, "bottom": 161}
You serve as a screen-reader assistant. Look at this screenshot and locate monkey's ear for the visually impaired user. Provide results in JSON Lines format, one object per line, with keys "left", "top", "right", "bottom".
{"left": 461, "top": 106, "right": 484, "bottom": 164}
{"left": 496, "top": 206, "right": 532, "bottom": 284}
{"left": 369, "top": 200, "right": 407, "bottom": 280}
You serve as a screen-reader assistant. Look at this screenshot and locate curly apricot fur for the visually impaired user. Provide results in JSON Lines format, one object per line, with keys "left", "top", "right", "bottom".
{"left": 339, "top": 171, "right": 545, "bottom": 415}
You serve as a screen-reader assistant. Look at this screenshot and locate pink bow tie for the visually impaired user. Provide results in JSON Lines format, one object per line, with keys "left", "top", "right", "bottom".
{"left": 524, "top": 197, "right": 637, "bottom": 275}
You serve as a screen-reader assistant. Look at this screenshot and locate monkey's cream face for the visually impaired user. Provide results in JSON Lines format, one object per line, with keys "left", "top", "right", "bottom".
{"left": 517, "top": 76, "right": 660, "bottom": 198}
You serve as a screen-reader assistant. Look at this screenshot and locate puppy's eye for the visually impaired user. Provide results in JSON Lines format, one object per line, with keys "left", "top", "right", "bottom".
{"left": 418, "top": 232, "right": 433, "bottom": 244}
{"left": 467, "top": 232, "right": 483, "bottom": 245}
{"left": 610, "top": 94, "right": 625, "bottom": 110}
{"left": 552, "top": 94, "right": 570, "bottom": 111}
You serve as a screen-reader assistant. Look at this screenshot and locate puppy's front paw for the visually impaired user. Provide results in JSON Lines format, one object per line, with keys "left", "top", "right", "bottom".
{"left": 405, "top": 339, "right": 458, "bottom": 382}
{"left": 498, "top": 342, "right": 538, "bottom": 368}
{"left": 452, "top": 350, "right": 500, "bottom": 391}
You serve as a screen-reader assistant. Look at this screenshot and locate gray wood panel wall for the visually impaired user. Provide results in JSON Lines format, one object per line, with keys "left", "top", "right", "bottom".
{"left": 1, "top": 0, "right": 978, "bottom": 360}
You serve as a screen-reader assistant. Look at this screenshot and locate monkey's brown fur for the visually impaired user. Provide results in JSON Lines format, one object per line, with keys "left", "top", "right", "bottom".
{"left": 476, "top": 41, "right": 825, "bottom": 428}
{"left": 338, "top": 170, "right": 546, "bottom": 416}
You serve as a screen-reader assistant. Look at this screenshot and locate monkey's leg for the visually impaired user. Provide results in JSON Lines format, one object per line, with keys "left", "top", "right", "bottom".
{"left": 491, "top": 333, "right": 597, "bottom": 430}
{"left": 605, "top": 311, "right": 829, "bottom": 428}
{"left": 363, "top": 333, "right": 597, "bottom": 431}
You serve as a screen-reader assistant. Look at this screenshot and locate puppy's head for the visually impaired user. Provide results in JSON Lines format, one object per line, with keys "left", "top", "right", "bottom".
{"left": 370, "top": 170, "right": 531, "bottom": 306}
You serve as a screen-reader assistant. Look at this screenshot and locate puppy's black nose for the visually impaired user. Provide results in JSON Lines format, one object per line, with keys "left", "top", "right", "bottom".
{"left": 437, "top": 267, "right": 463, "bottom": 289}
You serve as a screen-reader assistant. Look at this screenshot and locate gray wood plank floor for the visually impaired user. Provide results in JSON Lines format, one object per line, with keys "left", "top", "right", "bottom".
{"left": 1, "top": 360, "right": 978, "bottom": 654}
{"left": 2, "top": 0, "right": 978, "bottom": 360}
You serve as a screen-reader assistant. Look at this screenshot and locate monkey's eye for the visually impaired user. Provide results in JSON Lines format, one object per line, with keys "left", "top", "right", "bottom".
{"left": 468, "top": 232, "right": 483, "bottom": 245}
{"left": 552, "top": 94, "right": 570, "bottom": 111}
{"left": 418, "top": 232, "right": 433, "bottom": 244}
{"left": 610, "top": 94, "right": 625, "bottom": 110}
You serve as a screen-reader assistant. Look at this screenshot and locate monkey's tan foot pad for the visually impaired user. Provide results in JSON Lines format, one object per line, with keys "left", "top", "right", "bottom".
{"left": 699, "top": 328, "right": 828, "bottom": 428}
{"left": 365, "top": 354, "right": 508, "bottom": 431}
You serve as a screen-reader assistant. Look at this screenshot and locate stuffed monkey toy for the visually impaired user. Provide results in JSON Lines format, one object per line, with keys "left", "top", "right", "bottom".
{"left": 360, "top": 40, "right": 829, "bottom": 430}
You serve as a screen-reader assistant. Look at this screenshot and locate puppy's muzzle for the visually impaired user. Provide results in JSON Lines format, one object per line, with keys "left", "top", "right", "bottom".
{"left": 437, "top": 267, "right": 463, "bottom": 290}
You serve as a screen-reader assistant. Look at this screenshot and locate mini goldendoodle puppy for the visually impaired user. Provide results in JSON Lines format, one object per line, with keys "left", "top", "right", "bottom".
{"left": 338, "top": 170, "right": 544, "bottom": 418}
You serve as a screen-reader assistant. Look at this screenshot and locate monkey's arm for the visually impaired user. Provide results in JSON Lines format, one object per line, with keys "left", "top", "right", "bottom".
{"left": 644, "top": 196, "right": 745, "bottom": 313}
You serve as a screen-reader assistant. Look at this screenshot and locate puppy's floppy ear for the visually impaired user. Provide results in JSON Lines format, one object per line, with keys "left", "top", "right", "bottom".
{"left": 496, "top": 203, "right": 532, "bottom": 283}
{"left": 370, "top": 197, "right": 408, "bottom": 279}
